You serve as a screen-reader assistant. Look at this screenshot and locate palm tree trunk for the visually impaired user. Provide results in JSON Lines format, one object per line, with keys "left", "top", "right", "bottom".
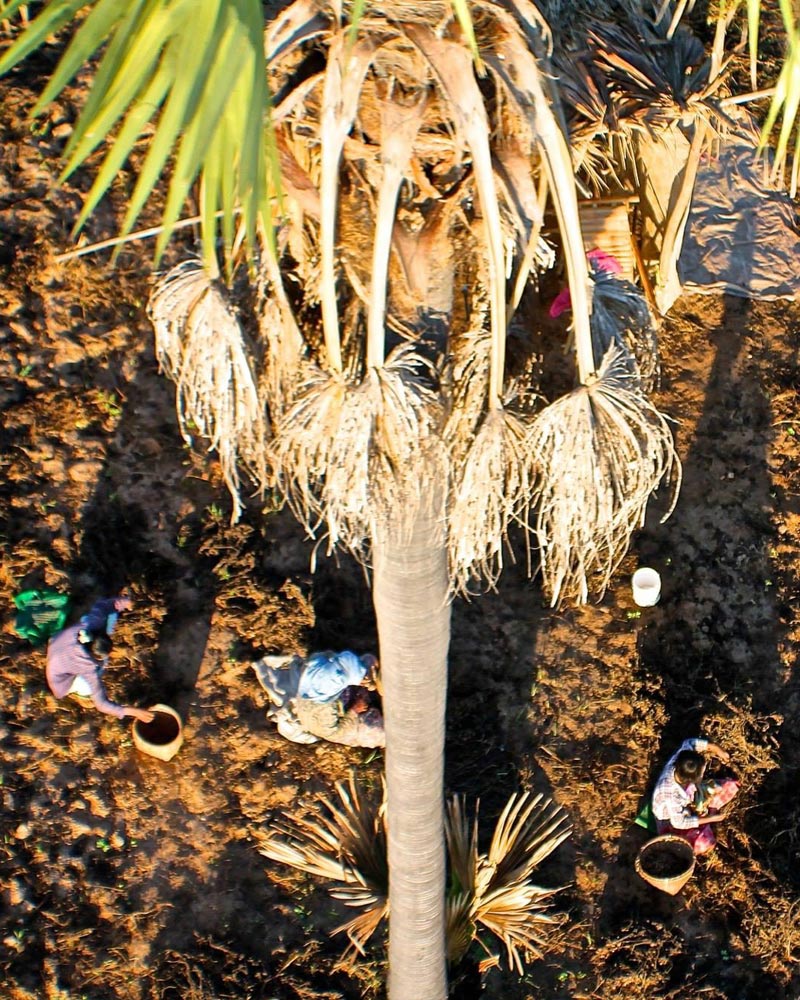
{"left": 373, "top": 482, "right": 451, "bottom": 1000}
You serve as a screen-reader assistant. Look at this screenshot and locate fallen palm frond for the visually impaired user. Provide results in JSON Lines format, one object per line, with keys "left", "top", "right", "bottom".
{"left": 528, "top": 344, "right": 680, "bottom": 606}
{"left": 260, "top": 776, "right": 570, "bottom": 971}
{"left": 270, "top": 344, "right": 445, "bottom": 555}
{"left": 259, "top": 774, "right": 388, "bottom": 960}
{"left": 148, "top": 259, "right": 269, "bottom": 521}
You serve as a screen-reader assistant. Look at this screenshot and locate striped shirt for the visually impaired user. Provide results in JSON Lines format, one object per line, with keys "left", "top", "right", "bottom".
{"left": 45, "top": 609, "right": 125, "bottom": 719}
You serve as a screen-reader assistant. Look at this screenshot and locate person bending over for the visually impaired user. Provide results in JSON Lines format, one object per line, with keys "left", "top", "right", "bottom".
{"left": 651, "top": 737, "right": 739, "bottom": 854}
{"left": 46, "top": 595, "right": 154, "bottom": 724}
{"left": 293, "top": 650, "right": 385, "bottom": 748}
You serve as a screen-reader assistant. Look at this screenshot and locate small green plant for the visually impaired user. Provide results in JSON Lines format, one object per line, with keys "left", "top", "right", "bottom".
{"left": 96, "top": 837, "right": 112, "bottom": 853}
{"left": 18, "top": 363, "right": 34, "bottom": 378}
{"left": 97, "top": 391, "right": 122, "bottom": 418}
{"left": 626, "top": 610, "right": 642, "bottom": 619}
{"left": 206, "top": 503, "right": 224, "bottom": 522}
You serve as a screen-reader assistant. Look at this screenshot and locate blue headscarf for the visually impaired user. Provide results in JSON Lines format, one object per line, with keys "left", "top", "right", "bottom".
{"left": 297, "top": 650, "right": 367, "bottom": 703}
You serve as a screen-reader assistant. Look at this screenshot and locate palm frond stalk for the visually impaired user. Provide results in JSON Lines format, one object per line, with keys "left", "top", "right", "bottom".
{"left": 259, "top": 777, "right": 571, "bottom": 973}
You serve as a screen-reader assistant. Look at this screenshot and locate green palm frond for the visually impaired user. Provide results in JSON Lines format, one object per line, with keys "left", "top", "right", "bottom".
{"left": 0, "top": 0, "right": 280, "bottom": 272}
{"left": 759, "top": 0, "right": 800, "bottom": 192}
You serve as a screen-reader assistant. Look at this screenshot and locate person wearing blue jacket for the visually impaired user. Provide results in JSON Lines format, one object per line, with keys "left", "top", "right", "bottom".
{"left": 293, "top": 650, "right": 385, "bottom": 748}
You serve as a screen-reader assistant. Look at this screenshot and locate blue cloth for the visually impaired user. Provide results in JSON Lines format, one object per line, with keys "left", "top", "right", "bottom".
{"left": 81, "top": 598, "right": 120, "bottom": 637}
{"left": 297, "top": 651, "right": 367, "bottom": 703}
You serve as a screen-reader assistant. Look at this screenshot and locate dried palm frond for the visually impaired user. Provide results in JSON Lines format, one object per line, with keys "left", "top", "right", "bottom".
{"left": 448, "top": 406, "right": 541, "bottom": 595}
{"left": 590, "top": 270, "right": 659, "bottom": 390}
{"left": 319, "top": 31, "right": 378, "bottom": 372}
{"left": 261, "top": 776, "right": 570, "bottom": 971}
{"left": 587, "top": 17, "right": 730, "bottom": 131}
{"left": 555, "top": 12, "right": 732, "bottom": 194}
{"left": 446, "top": 791, "right": 571, "bottom": 970}
{"left": 258, "top": 774, "right": 388, "bottom": 959}
{"left": 256, "top": 243, "right": 307, "bottom": 424}
{"left": 270, "top": 344, "right": 445, "bottom": 555}
{"left": 528, "top": 344, "right": 681, "bottom": 606}
{"left": 148, "top": 259, "right": 269, "bottom": 521}
{"left": 367, "top": 93, "right": 427, "bottom": 367}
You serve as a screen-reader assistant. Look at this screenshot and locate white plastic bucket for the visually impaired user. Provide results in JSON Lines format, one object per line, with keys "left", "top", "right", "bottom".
{"left": 632, "top": 567, "right": 661, "bottom": 607}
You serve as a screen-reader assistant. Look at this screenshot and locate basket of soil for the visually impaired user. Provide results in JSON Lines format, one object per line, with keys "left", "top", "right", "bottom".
{"left": 132, "top": 704, "right": 183, "bottom": 762}
{"left": 635, "top": 835, "right": 696, "bottom": 894}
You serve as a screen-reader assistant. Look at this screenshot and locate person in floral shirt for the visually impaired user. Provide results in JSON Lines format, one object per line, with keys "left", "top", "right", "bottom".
{"left": 651, "top": 737, "right": 739, "bottom": 854}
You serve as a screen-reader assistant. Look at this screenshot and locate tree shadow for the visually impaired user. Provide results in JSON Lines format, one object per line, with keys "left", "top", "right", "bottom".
{"left": 598, "top": 283, "right": 795, "bottom": 994}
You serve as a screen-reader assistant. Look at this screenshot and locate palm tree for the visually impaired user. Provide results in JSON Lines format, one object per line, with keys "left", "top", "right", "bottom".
{"left": 2, "top": 1, "right": 791, "bottom": 996}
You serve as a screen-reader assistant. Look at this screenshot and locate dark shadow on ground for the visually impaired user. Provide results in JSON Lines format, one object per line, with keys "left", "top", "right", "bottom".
{"left": 603, "top": 291, "right": 791, "bottom": 996}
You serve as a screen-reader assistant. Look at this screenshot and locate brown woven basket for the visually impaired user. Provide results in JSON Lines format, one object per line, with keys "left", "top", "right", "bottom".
{"left": 635, "top": 834, "right": 696, "bottom": 895}
{"left": 578, "top": 198, "right": 637, "bottom": 281}
{"left": 132, "top": 704, "right": 183, "bottom": 762}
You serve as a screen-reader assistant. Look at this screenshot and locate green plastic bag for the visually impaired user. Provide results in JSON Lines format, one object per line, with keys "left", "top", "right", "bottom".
{"left": 634, "top": 797, "right": 657, "bottom": 833}
{"left": 13, "top": 589, "right": 71, "bottom": 645}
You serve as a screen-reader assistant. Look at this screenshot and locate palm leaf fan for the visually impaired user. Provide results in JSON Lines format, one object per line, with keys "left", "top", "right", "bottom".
{"left": 259, "top": 775, "right": 388, "bottom": 958}
{"left": 261, "top": 776, "right": 570, "bottom": 970}
{"left": 147, "top": 260, "right": 269, "bottom": 522}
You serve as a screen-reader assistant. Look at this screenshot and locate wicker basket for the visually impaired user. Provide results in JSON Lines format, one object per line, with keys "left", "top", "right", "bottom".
{"left": 132, "top": 704, "right": 183, "bottom": 762}
{"left": 635, "top": 834, "right": 696, "bottom": 895}
{"left": 578, "top": 197, "right": 636, "bottom": 281}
